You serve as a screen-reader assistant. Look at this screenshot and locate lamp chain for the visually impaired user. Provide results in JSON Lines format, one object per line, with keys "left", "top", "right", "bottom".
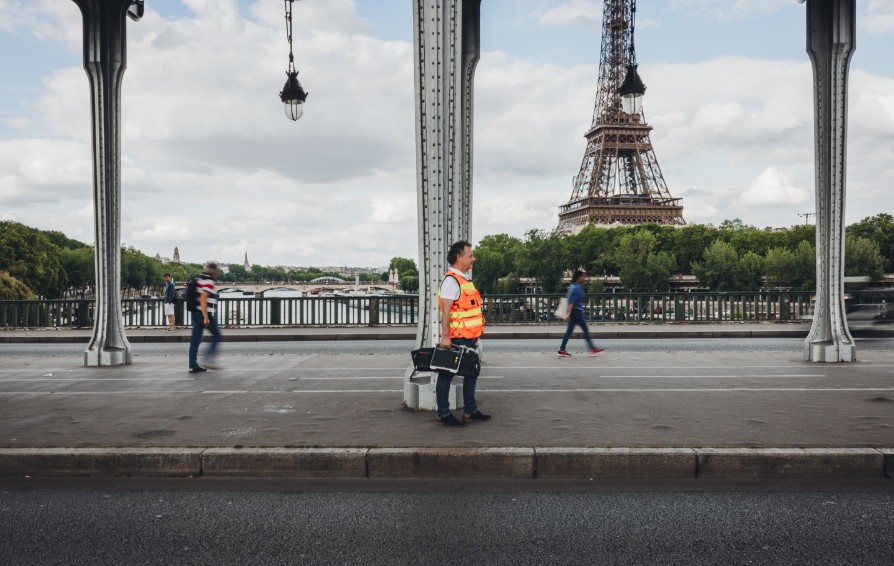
{"left": 628, "top": 0, "right": 637, "bottom": 66}
{"left": 285, "top": 0, "right": 296, "bottom": 73}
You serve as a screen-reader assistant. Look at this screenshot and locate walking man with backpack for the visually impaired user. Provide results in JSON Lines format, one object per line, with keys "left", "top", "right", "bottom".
{"left": 188, "top": 262, "right": 222, "bottom": 373}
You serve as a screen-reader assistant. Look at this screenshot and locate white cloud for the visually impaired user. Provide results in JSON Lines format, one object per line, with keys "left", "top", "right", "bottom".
{"left": 866, "top": 0, "right": 894, "bottom": 35}
{"left": 669, "top": 0, "right": 786, "bottom": 22}
{"left": 536, "top": 0, "right": 602, "bottom": 29}
{"left": 734, "top": 167, "right": 810, "bottom": 208}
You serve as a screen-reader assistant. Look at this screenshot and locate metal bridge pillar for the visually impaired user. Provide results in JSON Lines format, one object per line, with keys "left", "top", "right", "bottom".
{"left": 405, "top": 0, "right": 481, "bottom": 408}
{"left": 72, "top": 0, "right": 140, "bottom": 366}
{"left": 803, "top": 0, "right": 856, "bottom": 363}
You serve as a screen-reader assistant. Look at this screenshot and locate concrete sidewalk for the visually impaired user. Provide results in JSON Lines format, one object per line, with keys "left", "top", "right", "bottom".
{"left": 1, "top": 325, "right": 892, "bottom": 482}
{"left": 0, "top": 321, "right": 816, "bottom": 343}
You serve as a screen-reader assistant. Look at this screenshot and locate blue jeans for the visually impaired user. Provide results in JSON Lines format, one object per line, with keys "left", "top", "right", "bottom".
{"left": 560, "top": 309, "right": 596, "bottom": 351}
{"left": 189, "top": 311, "right": 221, "bottom": 369}
{"left": 435, "top": 337, "right": 478, "bottom": 419}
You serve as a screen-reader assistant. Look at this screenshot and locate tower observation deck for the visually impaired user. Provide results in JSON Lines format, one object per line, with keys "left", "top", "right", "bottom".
{"left": 557, "top": 0, "right": 684, "bottom": 234}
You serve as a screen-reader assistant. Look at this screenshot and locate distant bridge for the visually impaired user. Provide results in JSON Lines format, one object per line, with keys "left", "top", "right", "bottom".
{"left": 209, "top": 281, "right": 400, "bottom": 296}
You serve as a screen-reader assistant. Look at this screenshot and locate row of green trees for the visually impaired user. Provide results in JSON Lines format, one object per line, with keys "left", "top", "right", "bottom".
{"left": 0, "top": 221, "right": 180, "bottom": 299}
{"left": 3, "top": 213, "right": 891, "bottom": 300}
{"left": 0, "top": 221, "right": 389, "bottom": 300}
{"left": 470, "top": 214, "right": 893, "bottom": 294}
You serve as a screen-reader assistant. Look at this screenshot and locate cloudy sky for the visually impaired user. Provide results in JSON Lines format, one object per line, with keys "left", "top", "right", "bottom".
{"left": 1, "top": 0, "right": 893, "bottom": 269}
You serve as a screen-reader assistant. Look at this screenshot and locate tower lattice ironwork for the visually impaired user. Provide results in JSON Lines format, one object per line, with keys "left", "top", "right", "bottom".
{"left": 557, "top": 0, "right": 684, "bottom": 233}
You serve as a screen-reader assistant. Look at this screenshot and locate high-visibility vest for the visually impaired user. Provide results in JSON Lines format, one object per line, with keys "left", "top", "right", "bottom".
{"left": 439, "top": 271, "right": 485, "bottom": 339}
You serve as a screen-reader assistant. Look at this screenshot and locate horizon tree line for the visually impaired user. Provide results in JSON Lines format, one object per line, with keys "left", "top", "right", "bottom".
{"left": 1, "top": 214, "right": 892, "bottom": 300}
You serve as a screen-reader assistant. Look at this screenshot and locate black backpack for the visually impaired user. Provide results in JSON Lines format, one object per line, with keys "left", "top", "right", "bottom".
{"left": 185, "top": 277, "right": 200, "bottom": 311}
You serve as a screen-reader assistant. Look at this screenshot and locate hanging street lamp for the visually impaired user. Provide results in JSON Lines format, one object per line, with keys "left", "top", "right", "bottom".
{"left": 618, "top": 0, "right": 645, "bottom": 115}
{"left": 619, "top": 64, "right": 646, "bottom": 115}
{"left": 280, "top": 0, "right": 308, "bottom": 121}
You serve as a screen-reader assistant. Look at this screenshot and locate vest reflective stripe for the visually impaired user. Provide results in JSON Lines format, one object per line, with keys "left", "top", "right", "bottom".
{"left": 438, "top": 271, "right": 485, "bottom": 339}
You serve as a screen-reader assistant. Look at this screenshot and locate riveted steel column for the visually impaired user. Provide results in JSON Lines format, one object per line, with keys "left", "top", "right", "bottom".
{"left": 72, "top": 0, "right": 135, "bottom": 366}
{"left": 803, "top": 0, "right": 856, "bottom": 362}
{"left": 405, "top": 0, "right": 480, "bottom": 408}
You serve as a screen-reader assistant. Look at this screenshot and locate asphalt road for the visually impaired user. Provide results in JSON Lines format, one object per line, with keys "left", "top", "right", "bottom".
{"left": 2, "top": 478, "right": 893, "bottom": 566}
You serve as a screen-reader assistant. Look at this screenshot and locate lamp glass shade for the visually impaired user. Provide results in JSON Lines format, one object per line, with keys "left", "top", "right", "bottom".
{"left": 620, "top": 94, "right": 642, "bottom": 115}
{"left": 284, "top": 100, "right": 305, "bottom": 121}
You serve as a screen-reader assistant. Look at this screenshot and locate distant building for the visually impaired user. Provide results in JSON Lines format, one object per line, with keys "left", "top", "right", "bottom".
{"left": 244, "top": 250, "right": 251, "bottom": 272}
{"left": 172, "top": 247, "right": 182, "bottom": 263}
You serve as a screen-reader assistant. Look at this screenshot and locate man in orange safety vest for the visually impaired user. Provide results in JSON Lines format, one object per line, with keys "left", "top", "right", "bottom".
{"left": 436, "top": 240, "right": 491, "bottom": 427}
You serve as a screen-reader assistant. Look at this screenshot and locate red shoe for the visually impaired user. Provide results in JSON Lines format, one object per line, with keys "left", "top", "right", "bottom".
{"left": 589, "top": 348, "right": 605, "bottom": 356}
{"left": 557, "top": 350, "right": 571, "bottom": 358}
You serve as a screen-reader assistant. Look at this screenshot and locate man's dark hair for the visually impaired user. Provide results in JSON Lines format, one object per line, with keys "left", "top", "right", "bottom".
{"left": 572, "top": 269, "right": 585, "bottom": 281}
{"left": 163, "top": 273, "right": 171, "bottom": 278}
{"left": 447, "top": 240, "right": 471, "bottom": 265}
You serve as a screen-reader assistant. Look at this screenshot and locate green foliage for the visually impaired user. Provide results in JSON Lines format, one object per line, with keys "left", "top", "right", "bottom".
{"left": 845, "top": 235, "right": 884, "bottom": 279}
{"left": 43, "top": 230, "right": 88, "bottom": 250}
{"left": 718, "top": 218, "right": 754, "bottom": 231}
{"left": 400, "top": 274, "right": 419, "bottom": 293}
{"left": 0, "top": 271, "right": 35, "bottom": 300}
{"left": 389, "top": 257, "right": 418, "bottom": 277}
{"left": 0, "top": 221, "right": 65, "bottom": 298}
{"left": 60, "top": 247, "right": 94, "bottom": 297}
{"left": 736, "top": 252, "right": 764, "bottom": 290}
{"left": 517, "top": 229, "right": 567, "bottom": 293}
{"left": 670, "top": 224, "right": 718, "bottom": 274}
{"left": 614, "top": 230, "right": 676, "bottom": 291}
{"left": 847, "top": 213, "right": 894, "bottom": 272}
{"left": 691, "top": 240, "right": 739, "bottom": 292}
{"left": 470, "top": 247, "right": 504, "bottom": 295}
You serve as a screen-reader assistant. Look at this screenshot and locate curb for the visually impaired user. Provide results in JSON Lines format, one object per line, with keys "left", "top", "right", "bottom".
{"left": 1, "top": 448, "right": 891, "bottom": 480}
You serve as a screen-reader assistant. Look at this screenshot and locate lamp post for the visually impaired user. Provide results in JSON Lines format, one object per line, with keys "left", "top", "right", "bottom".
{"left": 71, "top": 0, "right": 143, "bottom": 366}
{"left": 280, "top": 0, "right": 308, "bottom": 121}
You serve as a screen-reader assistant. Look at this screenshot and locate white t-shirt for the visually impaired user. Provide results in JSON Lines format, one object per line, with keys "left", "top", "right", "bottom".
{"left": 439, "top": 267, "right": 470, "bottom": 301}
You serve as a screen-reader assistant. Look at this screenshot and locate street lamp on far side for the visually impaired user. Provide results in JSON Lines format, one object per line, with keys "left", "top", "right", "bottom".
{"left": 280, "top": 0, "right": 308, "bottom": 121}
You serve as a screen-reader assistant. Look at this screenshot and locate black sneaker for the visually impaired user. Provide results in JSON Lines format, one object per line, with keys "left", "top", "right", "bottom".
{"left": 189, "top": 366, "right": 207, "bottom": 373}
{"left": 463, "top": 411, "right": 491, "bottom": 422}
{"left": 557, "top": 350, "right": 571, "bottom": 358}
{"left": 436, "top": 414, "right": 466, "bottom": 427}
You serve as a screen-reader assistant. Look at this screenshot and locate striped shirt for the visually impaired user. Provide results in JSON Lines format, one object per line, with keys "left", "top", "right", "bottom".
{"left": 196, "top": 272, "right": 218, "bottom": 316}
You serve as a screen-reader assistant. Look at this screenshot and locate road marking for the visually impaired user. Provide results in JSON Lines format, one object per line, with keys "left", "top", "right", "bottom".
{"left": 479, "top": 388, "right": 894, "bottom": 393}
{"left": 497, "top": 365, "right": 894, "bottom": 370}
{"left": 0, "top": 387, "right": 892, "bottom": 396}
{"left": 599, "top": 374, "right": 826, "bottom": 379}
{"left": 0, "top": 378, "right": 194, "bottom": 382}
{"left": 298, "top": 376, "right": 504, "bottom": 380}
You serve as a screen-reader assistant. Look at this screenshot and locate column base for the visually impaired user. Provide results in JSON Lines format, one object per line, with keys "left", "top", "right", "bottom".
{"left": 802, "top": 341, "right": 856, "bottom": 363}
{"left": 403, "top": 373, "right": 462, "bottom": 411}
{"left": 84, "top": 346, "right": 133, "bottom": 367}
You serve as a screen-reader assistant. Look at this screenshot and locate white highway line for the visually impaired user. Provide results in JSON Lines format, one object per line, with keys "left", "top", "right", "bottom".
{"left": 297, "top": 376, "right": 504, "bottom": 380}
{"left": 0, "top": 387, "right": 892, "bottom": 396}
{"left": 0, "top": 378, "right": 195, "bottom": 382}
{"left": 599, "top": 374, "right": 826, "bottom": 379}
{"left": 479, "top": 388, "right": 894, "bottom": 393}
{"left": 497, "top": 365, "right": 894, "bottom": 370}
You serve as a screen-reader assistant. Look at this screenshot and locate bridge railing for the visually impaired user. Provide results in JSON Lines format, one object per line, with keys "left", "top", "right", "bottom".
{"left": 0, "top": 291, "right": 814, "bottom": 328}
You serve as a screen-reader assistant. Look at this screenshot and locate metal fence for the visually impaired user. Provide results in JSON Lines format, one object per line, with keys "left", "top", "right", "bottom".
{"left": 0, "top": 291, "right": 815, "bottom": 329}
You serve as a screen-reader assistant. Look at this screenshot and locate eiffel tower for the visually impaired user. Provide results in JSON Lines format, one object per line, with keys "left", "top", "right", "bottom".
{"left": 557, "top": 0, "right": 684, "bottom": 234}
